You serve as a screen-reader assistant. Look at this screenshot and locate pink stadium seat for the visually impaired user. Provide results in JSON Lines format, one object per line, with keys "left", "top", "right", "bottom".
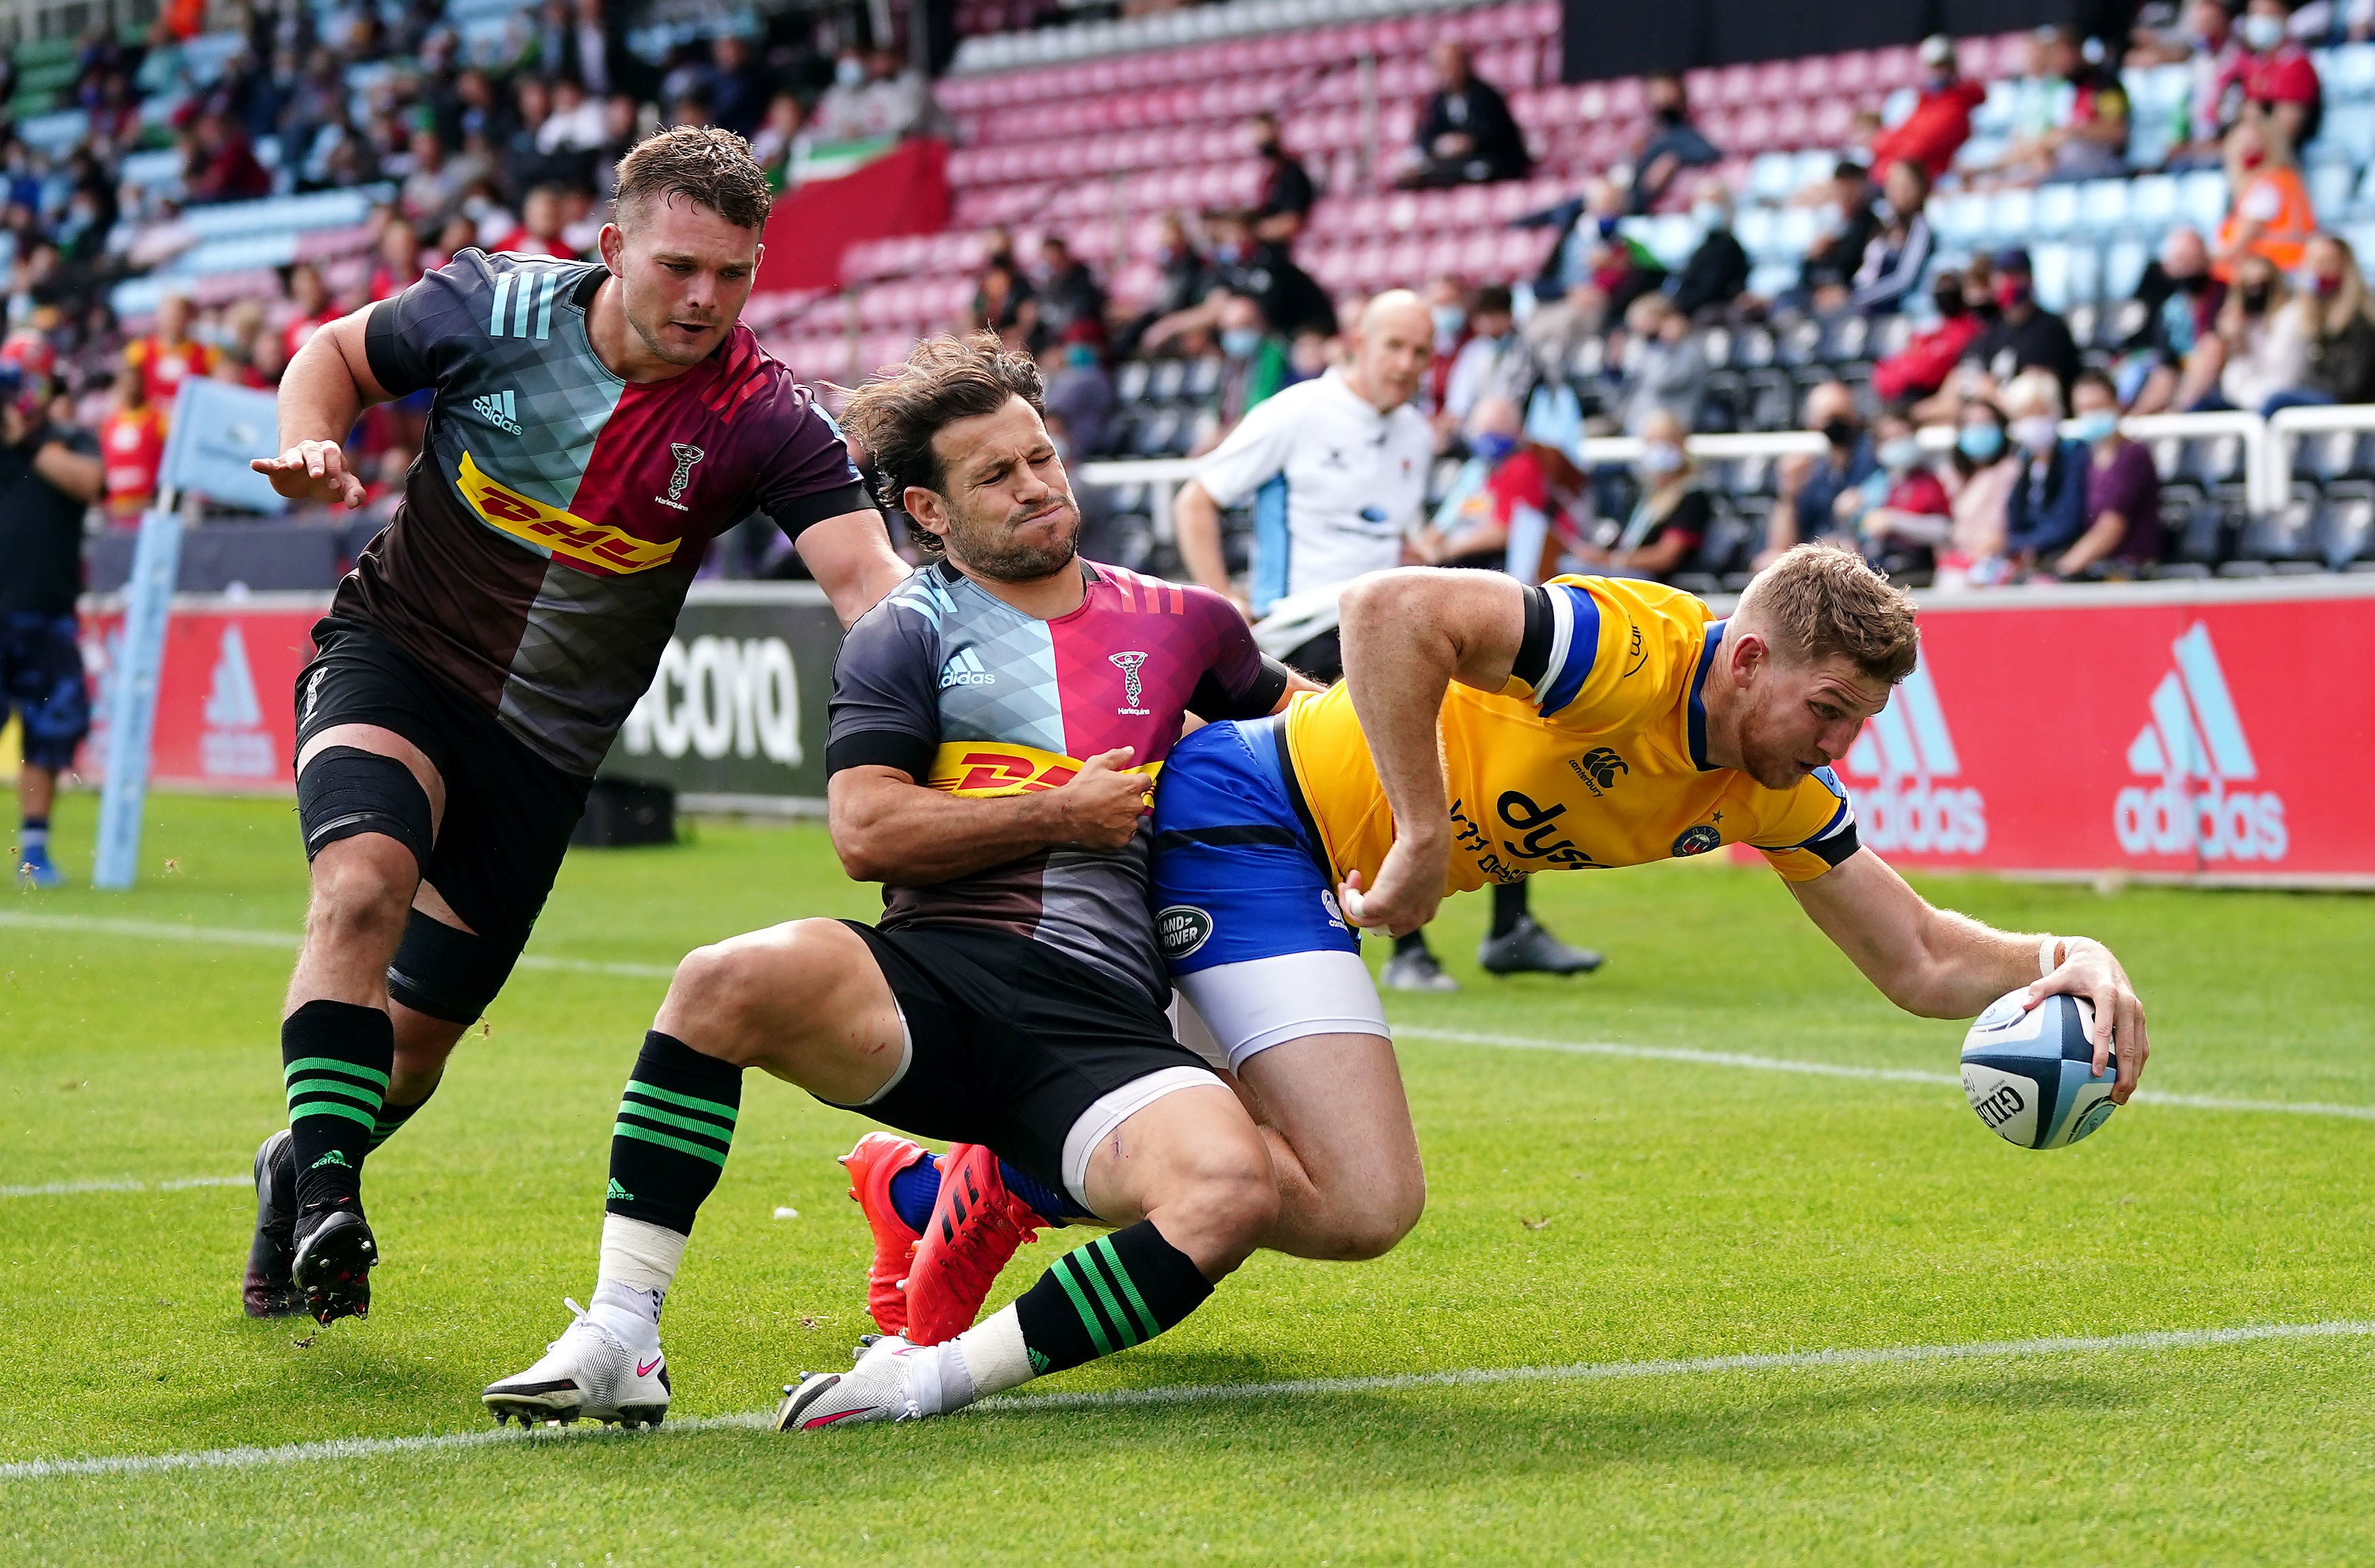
{"left": 1792, "top": 55, "right": 1834, "bottom": 98}
{"left": 1750, "top": 60, "right": 1792, "bottom": 103}
{"left": 1831, "top": 49, "right": 1873, "bottom": 95}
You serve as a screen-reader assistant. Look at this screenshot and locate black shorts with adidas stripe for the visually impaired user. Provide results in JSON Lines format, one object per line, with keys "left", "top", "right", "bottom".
{"left": 294, "top": 615, "right": 593, "bottom": 1021}
{"left": 826, "top": 920, "right": 1213, "bottom": 1200}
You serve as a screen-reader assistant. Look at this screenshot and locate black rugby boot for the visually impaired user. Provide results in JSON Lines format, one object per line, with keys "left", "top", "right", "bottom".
{"left": 242, "top": 1130, "right": 307, "bottom": 1318}
{"left": 290, "top": 1203, "right": 379, "bottom": 1324}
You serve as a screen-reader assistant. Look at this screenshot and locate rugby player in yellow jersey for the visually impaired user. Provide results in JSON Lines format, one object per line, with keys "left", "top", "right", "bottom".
{"left": 875, "top": 543, "right": 2151, "bottom": 1322}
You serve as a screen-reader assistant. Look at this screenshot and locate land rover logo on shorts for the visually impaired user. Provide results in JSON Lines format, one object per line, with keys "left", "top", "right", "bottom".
{"left": 1156, "top": 904, "right": 1213, "bottom": 959}
{"left": 1671, "top": 824, "right": 1722, "bottom": 858}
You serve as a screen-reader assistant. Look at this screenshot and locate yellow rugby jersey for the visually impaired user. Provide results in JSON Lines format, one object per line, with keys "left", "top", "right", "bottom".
{"left": 1280, "top": 575, "right": 1860, "bottom": 896}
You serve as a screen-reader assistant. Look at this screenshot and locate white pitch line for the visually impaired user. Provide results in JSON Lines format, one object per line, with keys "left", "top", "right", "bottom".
{"left": 6, "top": 1318, "right": 2369, "bottom": 1482}
{"left": 1397, "top": 1027, "right": 2375, "bottom": 1123}
{"left": 0, "top": 1175, "right": 247, "bottom": 1199}
{"left": 0, "top": 911, "right": 673, "bottom": 980}
{"left": 12, "top": 913, "right": 2375, "bottom": 1121}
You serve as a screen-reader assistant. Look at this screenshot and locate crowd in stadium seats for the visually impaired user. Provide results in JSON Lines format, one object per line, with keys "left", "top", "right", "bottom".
{"left": 12, "top": 0, "right": 2375, "bottom": 588}
{"left": 808, "top": 0, "right": 2375, "bottom": 585}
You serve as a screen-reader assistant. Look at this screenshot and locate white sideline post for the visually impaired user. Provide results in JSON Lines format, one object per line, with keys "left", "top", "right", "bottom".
{"left": 91, "top": 505, "right": 183, "bottom": 890}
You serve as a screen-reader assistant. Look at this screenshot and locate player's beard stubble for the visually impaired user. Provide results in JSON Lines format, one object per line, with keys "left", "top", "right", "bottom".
{"left": 943, "top": 490, "right": 1084, "bottom": 584}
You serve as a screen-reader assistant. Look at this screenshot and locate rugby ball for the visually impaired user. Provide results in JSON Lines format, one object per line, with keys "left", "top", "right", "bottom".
{"left": 1959, "top": 991, "right": 2117, "bottom": 1150}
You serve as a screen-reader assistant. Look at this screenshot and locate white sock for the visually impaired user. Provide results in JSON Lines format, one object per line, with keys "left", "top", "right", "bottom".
{"left": 940, "top": 1305, "right": 1035, "bottom": 1410}
{"left": 591, "top": 1215, "right": 685, "bottom": 1342}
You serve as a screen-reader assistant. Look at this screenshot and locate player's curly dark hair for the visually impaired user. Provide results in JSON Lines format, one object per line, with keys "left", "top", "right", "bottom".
{"left": 613, "top": 126, "right": 774, "bottom": 232}
{"left": 1738, "top": 543, "right": 1922, "bottom": 685}
{"left": 837, "top": 331, "right": 1047, "bottom": 551}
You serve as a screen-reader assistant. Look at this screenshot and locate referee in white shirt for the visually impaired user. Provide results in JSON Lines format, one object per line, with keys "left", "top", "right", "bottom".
{"left": 1174, "top": 290, "right": 1598, "bottom": 991}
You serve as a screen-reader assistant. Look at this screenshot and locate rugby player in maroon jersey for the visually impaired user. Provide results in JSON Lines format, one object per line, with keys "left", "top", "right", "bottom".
{"left": 242, "top": 128, "right": 910, "bottom": 1326}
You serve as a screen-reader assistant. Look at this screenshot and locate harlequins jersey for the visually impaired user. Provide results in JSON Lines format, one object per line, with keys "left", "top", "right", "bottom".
{"left": 345, "top": 250, "right": 869, "bottom": 774}
{"left": 826, "top": 558, "right": 1287, "bottom": 1001}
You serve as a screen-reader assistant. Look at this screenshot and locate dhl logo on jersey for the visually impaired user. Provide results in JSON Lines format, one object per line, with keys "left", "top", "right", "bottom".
{"left": 926, "top": 740, "right": 1159, "bottom": 799}
{"left": 459, "top": 451, "right": 682, "bottom": 576}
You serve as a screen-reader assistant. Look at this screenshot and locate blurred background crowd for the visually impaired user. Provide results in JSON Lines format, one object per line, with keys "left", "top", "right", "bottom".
{"left": 10, "top": 0, "right": 2375, "bottom": 592}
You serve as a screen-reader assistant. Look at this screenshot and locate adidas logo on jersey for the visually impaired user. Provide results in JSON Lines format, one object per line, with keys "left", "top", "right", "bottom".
{"left": 1838, "top": 664, "right": 1987, "bottom": 856}
{"left": 939, "top": 647, "right": 994, "bottom": 688}
{"left": 2114, "top": 623, "right": 2287, "bottom": 862}
{"left": 472, "top": 389, "right": 523, "bottom": 434}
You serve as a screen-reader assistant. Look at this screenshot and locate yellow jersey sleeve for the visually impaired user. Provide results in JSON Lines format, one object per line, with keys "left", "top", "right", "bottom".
{"left": 1746, "top": 765, "right": 1861, "bottom": 883}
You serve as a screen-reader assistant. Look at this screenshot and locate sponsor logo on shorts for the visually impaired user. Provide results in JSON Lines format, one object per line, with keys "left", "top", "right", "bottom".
{"left": 1670, "top": 824, "right": 1722, "bottom": 858}
{"left": 1156, "top": 904, "right": 1213, "bottom": 960}
{"left": 1319, "top": 890, "right": 1347, "bottom": 930}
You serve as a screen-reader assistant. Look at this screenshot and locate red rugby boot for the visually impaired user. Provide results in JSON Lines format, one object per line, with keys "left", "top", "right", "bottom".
{"left": 839, "top": 1131, "right": 928, "bottom": 1336}
{"left": 900, "top": 1143, "right": 1046, "bottom": 1345}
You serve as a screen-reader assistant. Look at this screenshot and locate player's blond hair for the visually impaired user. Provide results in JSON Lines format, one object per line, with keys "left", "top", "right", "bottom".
{"left": 1736, "top": 543, "right": 1920, "bottom": 685}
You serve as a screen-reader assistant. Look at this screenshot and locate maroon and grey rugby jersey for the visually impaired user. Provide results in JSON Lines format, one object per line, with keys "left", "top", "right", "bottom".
{"left": 341, "top": 249, "right": 869, "bottom": 774}
{"left": 827, "top": 558, "right": 1289, "bottom": 1001}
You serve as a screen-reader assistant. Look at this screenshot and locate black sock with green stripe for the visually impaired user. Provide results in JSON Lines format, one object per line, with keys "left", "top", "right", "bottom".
{"left": 1011, "top": 1220, "right": 1213, "bottom": 1375}
{"left": 282, "top": 1000, "right": 394, "bottom": 1212}
{"left": 367, "top": 1088, "right": 434, "bottom": 1153}
{"left": 604, "top": 1030, "right": 741, "bottom": 1235}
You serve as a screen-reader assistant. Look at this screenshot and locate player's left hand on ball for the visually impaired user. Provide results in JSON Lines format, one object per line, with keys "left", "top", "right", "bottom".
{"left": 2028, "top": 938, "right": 2149, "bottom": 1104}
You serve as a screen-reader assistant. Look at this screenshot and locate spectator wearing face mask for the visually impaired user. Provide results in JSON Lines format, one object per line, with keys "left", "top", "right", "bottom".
{"left": 1247, "top": 113, "right": 1315, "bottom": 245}
{"left": 1671, "top": 180, "right": 1750, "bottom": 318}
{"left": 1203, "top": 290, "right": 1292, "bottom": 440}
{"left": 1874, "top": 268, "right": 1985, "bottom": 404}
{"left": 1983, "top": 25, "right": 2131, "bottom": 185}
{"left": 2119, "top": 226, "right": 2226, "bottom": 413}
{"left": 1839, "top": 409, "right": 1953, "bottom": 578}
{"left": 2214, "top": 115, "right": 2315, "bottom": 282}
{"left": 1869, "top": 35, "right": 1987, "bottom": 180}
{"left": 2183, "top": 251, "right": 2308, "bottom": 411}
{"left": 1850, "top": 161, "right": 1934, "bottom": 316}
{"left": 2237, "top": 0, "right": 2322, "bottom": 149}
{"left": 1400, "top": 41, "right": 1533, "bottom": 189}
{"left": 2002, "top": 370, "right": 2092, "bottom": 565}
{"left": 1759, "top": 381, "right": 1876, "bottom": 567}
{"left": 2049, "top": 369, "right": 2164, "bottom": 579}
{"left": 1572, "top": 408, "right": 1705, "bottom": 583}
{"left": 2132, "top": 0, "right": 2249, "bottom": 171}
{"left": 2278, "top": 231, "right": 2375, "bottom": 410}
{"left": 1627, "top": 73, "right": 1722, "bottom": 215}
{"left": 1441, "top": 284, "right": 1519, "bottom": 429}
{"left": 1964, "top": 248, "right": 2080, "bottom": 402}
{"left": 1040, "top": 328, "right": 1115, "bottom": 459}
{"left": 1612, "top": 292, "right": 1707, "bottom": 436}
{"left": 1934, "top": 400, "right": 2019, "bottom": 588}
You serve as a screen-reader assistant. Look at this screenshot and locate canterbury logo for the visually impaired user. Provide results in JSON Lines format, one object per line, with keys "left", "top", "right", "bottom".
{"left": 458, "top": 451, "right": 681, "bottom": 577}
{"left": 939, "top": 647, "right": 994, "bottom": 687}
{"left": 472, "top": 389, "right": 522, "bottom": 434}
{"left": 1109, "top": 650, "right": 1148, "bottom": 710}
{"left": 667, "top": 443, "right": 704, "bottom": 499}
{"left": 1574, "top": 746, "right": 1627, "bottom": 790}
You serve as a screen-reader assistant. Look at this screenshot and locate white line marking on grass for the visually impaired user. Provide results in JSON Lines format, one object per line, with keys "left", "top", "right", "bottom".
{"left": 1398, "top": 1027, "right": 2375, "bottom": 1123}
{"left": 7, "top": 1319, "right": 2369, "bottom": 1480}
{"left": 12, "top": 915, "right": 2373, "bottom": 1121}
{"left": 0, "top": 911, "right": 673, "bottom": 979}
{"left": 0, "top": 1175, "right": 246, "bottom": 1198}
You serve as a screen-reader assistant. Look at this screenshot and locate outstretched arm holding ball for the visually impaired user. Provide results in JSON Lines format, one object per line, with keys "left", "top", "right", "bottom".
{"left": 1787, "top": 847, "right": 2148, "bottom": 1103}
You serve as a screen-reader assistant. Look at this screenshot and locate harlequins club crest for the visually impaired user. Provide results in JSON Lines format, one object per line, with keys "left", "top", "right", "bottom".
{"left": 1110, "top": 651, "right": 1150, "bottom": 713}
{"left": 667, "top": 443, "right": 704, "bottom": 499}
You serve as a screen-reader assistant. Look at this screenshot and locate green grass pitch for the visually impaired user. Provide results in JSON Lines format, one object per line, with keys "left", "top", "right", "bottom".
{"left": 5, "top": 792, "right": 2374, "bottom": 1564}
